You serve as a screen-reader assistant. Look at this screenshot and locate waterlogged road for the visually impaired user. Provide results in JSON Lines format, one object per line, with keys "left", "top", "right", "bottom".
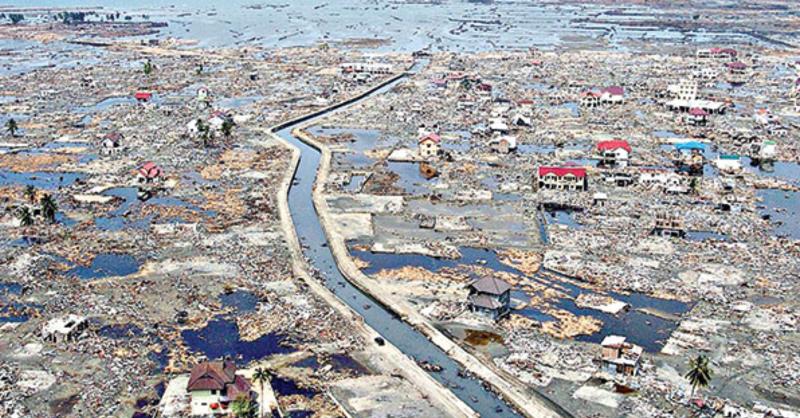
{"left": 274, "top": 68, "right": 525, "bottom": 417}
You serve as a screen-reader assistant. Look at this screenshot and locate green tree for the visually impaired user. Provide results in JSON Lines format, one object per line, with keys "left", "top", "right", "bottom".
{"left": 39, "top": 194, "right": 58, "bottom": 224}
{"left": 252, "top": 367, "right": 271, "bottom": 418}
{"left": 17, "top": 207, "right": 33, "bottom": 227}
{"left": 195, "top": 118, "right": 211, "bottom": 148}
{"left": 230, "top": 394, "right": 256, "bottom": 418}
{"left": 221, "top": 119, "right": 234, "bottom": 138}
{"left": 143, "top": 60, "right": 153, "bottom": 76}
{"left": 24, "top": 185, "right": 36, "bottom": 204}
{"left": 195, "top": 64, "right": 204, "bottom": 75}
{"left": 685, "top": 354, "right": 713, "bottom": 398}
{"left": 689, "top": 177, "right": 699, "bottom": 194}
{"left": 6, "top": 118, "right": 18, "bottom": 137}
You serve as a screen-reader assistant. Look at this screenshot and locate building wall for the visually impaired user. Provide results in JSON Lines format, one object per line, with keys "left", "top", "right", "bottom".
{"left": 419, "top": 141, "right": 439, "bottom": 158}
{"left": 538, "top": 174, "right": 587, "bottom": 191}
{"left": 190, "top": 390, "right": 222, "bottom": 416}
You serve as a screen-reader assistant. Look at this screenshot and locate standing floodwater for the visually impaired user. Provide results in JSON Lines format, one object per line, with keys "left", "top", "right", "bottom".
{"left": 275, "top": 72, "right": 542, "bottom": 417}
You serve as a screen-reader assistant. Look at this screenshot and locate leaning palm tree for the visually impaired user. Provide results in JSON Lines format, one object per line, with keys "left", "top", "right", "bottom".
{"left": 685, "top": 354, "right": 713, "bottom": 398}
{"left": 6, "top": 118, "right": 18, "bottom": 137}
{"left": 24, "top": 185, "right": 36, "bottom": 204}
{"left": 230, "top": 394, "right": 256, "bottom": 418}
{"left": 17, "top": 207, "right": 34, "bottom": 227}
{"left": 251, "top": 367, "right": 271, "bottom": 418}
{"left": 39, "top": 194, "right": 58, "bottom": 224}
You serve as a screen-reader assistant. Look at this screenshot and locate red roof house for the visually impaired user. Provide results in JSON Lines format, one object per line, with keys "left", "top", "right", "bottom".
{"left": 134, "top": 91, "right": 152, "bottom": 102}
{"left": 187, "top": 361, "right": 237, "bottom": 392}
{"left": 597, "top": 140, "right": 631, "bottom": 153}
{"left": 725, "top": 61, "right": 747, "bottom": 71}
{"left": 537, "top": 165, "right": 588, "bottom": 191}
{"left": 418, "top": 132, "right": 441, "bottom": 144}
{"left": 187, "top": 361, "right": 252, "bottom": 412}
{"left": 538, "top": 166, "right": 587, "bottom": 178}
{"left": 138, "top": 162, "right": 162, "bottom": 180}
{"left": 602, "top": 86, "right": 624, "bottom": 96}
{"left": 688, "top": 107, "right": 709, "bottom": 117}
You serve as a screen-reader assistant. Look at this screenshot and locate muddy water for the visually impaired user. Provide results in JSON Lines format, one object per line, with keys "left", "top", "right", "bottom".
{"left": 276, "top": 67, "right": 538, "bottom": 417}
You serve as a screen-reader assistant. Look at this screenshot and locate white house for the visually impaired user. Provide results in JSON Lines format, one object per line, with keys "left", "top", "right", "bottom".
{"left": 197, "top": 87, "right": 210, "bottom": 103}
{"left": 418, "top": 132, "right": 441, "bottom": 159}
{"left": 42, "top": 315, "right": 88, "bottom": 344}
{"left": 340, "top": 62, "right": 392, "bottom": 74}
{"left": 100, "top": 133, "right": 123, "bottom": 156}
{"left": 596, "top": 139, "right": 631, "bottom": 167}
{"left": 489, "top": 118, "right": 510, "bottom": 134}
{"left": 600, "top": 86, "right": 624, "bottom": 104}
{"left": 488, "top": 135, "right": 517, "bottom": 154}
{"left": 715, "top": 155, "right": 742, "bottom": 174}
{"left": 187, "top": 361, "right": 252, "bottom": 416}
{"left": 667, "top": 79, "right": 698, "bottom": 101}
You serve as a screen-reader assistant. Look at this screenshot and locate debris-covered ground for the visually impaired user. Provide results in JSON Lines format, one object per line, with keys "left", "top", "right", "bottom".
{"left": 2, "top": 2, "right": 800, "bottom": 418}
{"left": 0, "top": 14, "right": 423, "bottom": 418}
{"left": 309, "top": 46, "right": 800, "bottom": 417}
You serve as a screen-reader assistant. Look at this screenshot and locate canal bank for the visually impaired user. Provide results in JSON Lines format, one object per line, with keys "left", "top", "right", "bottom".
{"left": 268, "top": 68, "right": 571, "bottom": 417}
{"left": 265, "top": 75, "right": 480, "bottom": 417}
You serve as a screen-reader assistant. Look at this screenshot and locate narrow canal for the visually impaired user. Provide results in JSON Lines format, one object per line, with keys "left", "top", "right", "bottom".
{"left": 274, "top": 69, "right": 537, "bottom": 417}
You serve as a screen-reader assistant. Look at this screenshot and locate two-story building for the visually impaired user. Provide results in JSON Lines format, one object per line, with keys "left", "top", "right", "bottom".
{"left": 596, "top": 140, "right": 631, "bottom": 167}
{"left": 600, "top": 335, "right": 643, "bottom": 376}
{"left": 537, "top": 166, "right": 588, "bottom": 191}
{"left": 418, "top": 132, "right": 441, "bottom": 159}
{"left": 467, "top": 277, "right": 511, "bottom": 320}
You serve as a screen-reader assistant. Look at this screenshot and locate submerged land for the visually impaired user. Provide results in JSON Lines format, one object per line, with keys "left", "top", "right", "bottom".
{"left": 0, "top": 2, "right": 799, "bottom": 418}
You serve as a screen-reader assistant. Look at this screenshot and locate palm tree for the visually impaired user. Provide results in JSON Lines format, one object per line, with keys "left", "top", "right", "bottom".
{"left": 685, "top": 355, "right": 713, "bottom": 398}
{"left": 6, "top": 118, "right": 18, "bottom": 137}
{"left": 221, "top": 119, "right": 234, "bottom": 138}
{"left": 17, "top": 207, "right": 33, "bottom": 227}
{"left": 252, "top": 367, "right": 271, "bottom": 418}
{"left": 230, "top": 394, "right": 256, "bottom": 418}
{"left": 39, "top": 194, "right": 58, "bottom": 224}
{"left": 196, "top": 118, "right": 211, "bottom": 148}
{"left": 24, "top": 185, "right": 36, "bottom": 204}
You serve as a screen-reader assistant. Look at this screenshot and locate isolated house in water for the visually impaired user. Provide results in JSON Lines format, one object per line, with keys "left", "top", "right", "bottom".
{"left": 187, "top": 360, "right": 252, "bottom": 416}
{"left": 468, "top": 277, "right": 511, "bottom": 320}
